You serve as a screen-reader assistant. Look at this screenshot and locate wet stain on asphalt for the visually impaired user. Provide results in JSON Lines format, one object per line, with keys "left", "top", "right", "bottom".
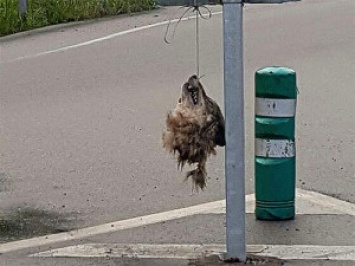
{"left": 0, "top": 207, "right": 77, "bottom": 243}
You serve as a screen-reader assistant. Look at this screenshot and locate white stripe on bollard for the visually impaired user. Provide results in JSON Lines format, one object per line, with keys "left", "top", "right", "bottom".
{"left": 255, "top": 98, "right": 296, "bottom": 117}
{"left": 255, "top": 138, "right": 295, "bottom": 158}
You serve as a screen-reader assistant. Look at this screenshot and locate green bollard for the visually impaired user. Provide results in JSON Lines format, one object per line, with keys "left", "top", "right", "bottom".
{"left": 255, "top": 66, "right": 297, "bottom": 220}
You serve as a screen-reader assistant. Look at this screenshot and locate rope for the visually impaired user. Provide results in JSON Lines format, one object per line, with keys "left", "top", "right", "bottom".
{"left": 164, "top": 6, "right": 192, "bottom": 45}
{"left": 195, "top": 5, "right": 200, "bottom": 77}
{"left": 164, "top": 5, "right": 212, "bottom": 78}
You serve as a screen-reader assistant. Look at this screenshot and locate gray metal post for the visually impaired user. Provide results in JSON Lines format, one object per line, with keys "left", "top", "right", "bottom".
{"left": 18, "top": 0, "right": 28, "bottom": 18}
{"left": 223, "top": 0, "right": 246, "bottom": 261}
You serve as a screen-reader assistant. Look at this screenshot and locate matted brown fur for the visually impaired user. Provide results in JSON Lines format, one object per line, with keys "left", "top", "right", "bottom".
{"left": 162, "top": 75, "right": 225, "bottom": 191}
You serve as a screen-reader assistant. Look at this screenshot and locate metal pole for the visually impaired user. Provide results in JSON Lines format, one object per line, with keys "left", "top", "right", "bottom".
{"left": 223, "top": 0, "right": 246, "bottom": 261}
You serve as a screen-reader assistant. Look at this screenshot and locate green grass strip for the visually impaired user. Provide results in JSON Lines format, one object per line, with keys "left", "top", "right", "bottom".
{"left": 0, "top": 0, "right": 156, "bottom": 36}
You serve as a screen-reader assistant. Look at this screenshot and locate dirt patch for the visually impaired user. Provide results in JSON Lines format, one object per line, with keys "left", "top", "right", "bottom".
{"left": 0, "top": 173, "right": 11, "bottom": 193}
{"left": 0, "top": 206, "right": 77, "bottom": 243}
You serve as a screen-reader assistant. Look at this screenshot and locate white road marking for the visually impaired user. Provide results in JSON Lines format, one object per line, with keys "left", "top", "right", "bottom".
{"left": 204, "top": 188, "right": 351, "bottom": 215}
{"left": 0, "top": 189, "right": 354, "bottom": 254}
{"left": 0, "top": 198, "right": 226, "bottom": 254}
{"left": 297, "top": 188, "right": 355, "bottom": 216}
{"left": 9, "top": 11, "right": 222, "bottom": 62}
{"left": 30, "top": 243, "right": 355, "bottom": 261}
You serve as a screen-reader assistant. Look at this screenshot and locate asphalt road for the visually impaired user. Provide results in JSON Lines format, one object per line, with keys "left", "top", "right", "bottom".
{"left": 0, "top": 0, "right": 354, "bottom": 241}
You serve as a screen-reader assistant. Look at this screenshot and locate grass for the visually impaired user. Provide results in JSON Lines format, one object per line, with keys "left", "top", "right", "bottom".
{"left": 0, "top": 0, "right": 156, "bottom": 36}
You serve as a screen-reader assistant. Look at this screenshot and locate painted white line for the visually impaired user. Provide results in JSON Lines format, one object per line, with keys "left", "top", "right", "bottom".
{"left": 297, "top": 188, "right": 355, "bottom": 216}
{"left": 30, "top": 243, "right": 355, "bottom": 261}
{"left": 0, "top": 189, "right": 354, "bottom": 254}
{"left": 0, "top": 198, "right": 225, "bottom": 254}
{"left": 9, "top": 11, "right": 222, "bottom": 62}
{"left": 205, "top": 189, "right": 351, "bottom": 215}
{"left": 256, "top": 244, "right": 355, "bottom": 261}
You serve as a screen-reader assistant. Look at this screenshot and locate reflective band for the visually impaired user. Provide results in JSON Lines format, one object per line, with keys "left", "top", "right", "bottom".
{"left": 255, "top": 138, "right": 295, "bottom": 158}
{"left": 255, "top": 97, "right": 296, "bottom": 117}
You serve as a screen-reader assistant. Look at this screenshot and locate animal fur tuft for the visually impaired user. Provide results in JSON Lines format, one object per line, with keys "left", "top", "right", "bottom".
{"left": 185, "top": 163, "right": 207, "bottom": 191}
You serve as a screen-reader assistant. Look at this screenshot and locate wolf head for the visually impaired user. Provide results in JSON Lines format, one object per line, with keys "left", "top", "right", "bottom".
{"left": 162, "top": 74, "right": 226, "bottom": 191}
{"left": 180, "top": 75, "right": 208, "bottom": 110}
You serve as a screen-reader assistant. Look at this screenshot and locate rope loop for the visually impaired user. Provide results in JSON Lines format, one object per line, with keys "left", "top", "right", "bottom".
{"left": 164, "top": 5, "right": 213, "bottom": 78}
{"left": 164, "top": 5, "right": 213, "bottom": 44}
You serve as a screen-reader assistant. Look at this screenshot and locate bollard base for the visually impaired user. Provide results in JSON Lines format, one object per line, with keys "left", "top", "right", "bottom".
{"left": 255, "top": 206, "right": 295, "bottom": 221}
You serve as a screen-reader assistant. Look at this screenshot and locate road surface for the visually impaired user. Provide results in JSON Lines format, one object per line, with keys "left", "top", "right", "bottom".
{"left": 0, "top": 1, "right": 354, "bottom": 265}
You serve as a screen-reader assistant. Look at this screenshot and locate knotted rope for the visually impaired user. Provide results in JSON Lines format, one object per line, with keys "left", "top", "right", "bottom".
{"left": 164, "top": 4, "right": 213, "bottom": 78}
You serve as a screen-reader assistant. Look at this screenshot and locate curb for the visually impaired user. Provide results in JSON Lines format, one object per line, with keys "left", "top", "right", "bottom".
{"left": 0, "top": 8, "right": 162, "bottom": 42}
{"left": 30, "top": 243, "right": 355, "bottom": 263}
